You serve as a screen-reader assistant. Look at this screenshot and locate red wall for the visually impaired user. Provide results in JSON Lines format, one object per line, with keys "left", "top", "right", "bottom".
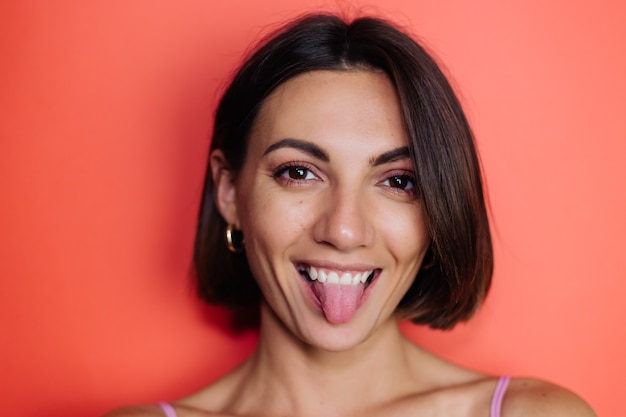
{"left": 1, "top": 1, "right": 624, "bottom": 416}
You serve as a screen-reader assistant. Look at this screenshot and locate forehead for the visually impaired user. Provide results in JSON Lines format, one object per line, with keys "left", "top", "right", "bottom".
{"left": 249, "top": 70, "right": 408, "bottom": 154}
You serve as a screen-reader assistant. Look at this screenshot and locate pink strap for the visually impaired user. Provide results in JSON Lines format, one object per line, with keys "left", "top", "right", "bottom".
{"left": 490, "top": 376, "right": 511, "bottom": 417}
{"left": 158, "top": 402, "right": 178, "bottom": 417}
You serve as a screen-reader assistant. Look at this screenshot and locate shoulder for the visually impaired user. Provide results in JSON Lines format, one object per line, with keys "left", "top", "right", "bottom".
{"left": 504, "top": 378, "right": 597, "bottom": 417}
{"left": 100, "top": 405, "right": 164, "bottom": 417}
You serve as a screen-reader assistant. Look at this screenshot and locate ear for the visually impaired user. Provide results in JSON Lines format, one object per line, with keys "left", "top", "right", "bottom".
{"left": 210, "top": 149, "right": 240, "bottom": 227}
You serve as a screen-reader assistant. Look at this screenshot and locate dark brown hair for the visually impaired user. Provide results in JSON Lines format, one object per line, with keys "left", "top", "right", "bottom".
{"left": 194, "top": 13, "right": 492, "bottom": 329}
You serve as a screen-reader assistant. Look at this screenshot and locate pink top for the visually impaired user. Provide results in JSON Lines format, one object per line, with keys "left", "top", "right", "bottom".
{"left": 490, "top": 376, "right": 511, "bottom": 417}
{"left": 158, "top": 402, "right": 177, "bottom": 417}
{"left": 158, "top": 376, "right": 511, "bottom": 417}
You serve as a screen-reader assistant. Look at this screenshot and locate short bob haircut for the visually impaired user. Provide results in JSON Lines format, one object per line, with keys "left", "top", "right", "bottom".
{"left": 194, "top": 13, "right": 492, "bottom": 330}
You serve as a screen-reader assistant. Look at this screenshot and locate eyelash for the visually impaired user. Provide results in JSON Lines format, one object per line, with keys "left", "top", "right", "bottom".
{"left": 272, "top": 162, "right": 319, "bottom": 185}
{"left": 380, "top": 173, "right": 417, "bottom": 196}
{"left": 272, "top": 162, "right": 417, "bottom": 197}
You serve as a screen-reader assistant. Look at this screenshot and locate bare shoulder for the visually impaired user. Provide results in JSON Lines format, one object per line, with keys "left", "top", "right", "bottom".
{"left": 101, "top": 404, "right": 164, "bottom": 417}
{"left": 504, "top": 378, "right": 597, "bottom": 417}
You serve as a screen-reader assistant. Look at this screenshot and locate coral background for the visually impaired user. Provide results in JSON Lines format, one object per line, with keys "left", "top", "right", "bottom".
{"left": 1, "top": 1, "right": 624, "bottom": 416}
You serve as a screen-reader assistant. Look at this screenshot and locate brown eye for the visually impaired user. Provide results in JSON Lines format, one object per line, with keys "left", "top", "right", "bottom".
{"left": 288, "top": 166, "right": 309, "bottom": 179}
{"left": 387, "top": 175, "right": 414, "bottom": 190}
{"left": 273, "top": 164, "right": 318, "bottom": 184}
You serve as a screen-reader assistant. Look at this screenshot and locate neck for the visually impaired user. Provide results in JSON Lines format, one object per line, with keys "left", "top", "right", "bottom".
{"left": 230, "top": 302, "right": 424, "bottom": 417}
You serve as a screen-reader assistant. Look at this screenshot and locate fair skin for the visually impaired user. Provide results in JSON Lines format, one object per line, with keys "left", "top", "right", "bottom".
{"left": 106, "top": 70, "right": 596, "bottom": 417}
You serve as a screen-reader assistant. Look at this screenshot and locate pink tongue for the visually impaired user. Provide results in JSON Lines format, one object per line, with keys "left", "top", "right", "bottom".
{"left": 312, "top": 282, "right": 365, "bottom": 324}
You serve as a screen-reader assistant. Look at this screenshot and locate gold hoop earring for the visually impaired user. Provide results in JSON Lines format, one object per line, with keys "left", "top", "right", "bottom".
{"left": 225, "top": 224, "right": 244, "bottom": 253}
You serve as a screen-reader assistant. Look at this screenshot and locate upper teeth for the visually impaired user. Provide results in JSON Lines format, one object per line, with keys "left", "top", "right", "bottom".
{"left": 306, "top": 266, "right": 371, "bottom": 286}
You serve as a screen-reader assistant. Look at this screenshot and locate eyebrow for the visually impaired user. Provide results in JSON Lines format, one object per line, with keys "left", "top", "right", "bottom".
{"left": 263, "top": 138, "right": 411, "bottom": 166}
{"left": 370, "top": 146, "right": 411, "bottom": 166}
{"left": 263, "top": 138, "right": 329, "bottom": 161}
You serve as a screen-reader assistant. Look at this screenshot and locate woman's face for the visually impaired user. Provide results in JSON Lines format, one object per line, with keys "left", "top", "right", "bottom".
{"left": 213, "top": 70, "right": 430, "bottom": 351}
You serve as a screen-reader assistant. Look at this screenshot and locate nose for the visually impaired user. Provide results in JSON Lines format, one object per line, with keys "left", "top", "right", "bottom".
{"left": 312, "top": 186, "right": 374, "bottom": 251}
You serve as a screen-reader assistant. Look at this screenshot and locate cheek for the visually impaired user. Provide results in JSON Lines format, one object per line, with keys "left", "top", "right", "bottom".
{"left": 381, "top": 204, "right": 430, "bottom": 263}
{"left": 239, "top": 186, "right": 311, "bottom": 252}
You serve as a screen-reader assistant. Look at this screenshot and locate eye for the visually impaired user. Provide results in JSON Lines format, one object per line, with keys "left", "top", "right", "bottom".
{"left": 272, "top": 163, "right": 319, "bottom": 185}
{"left": 379, "top": 173, "right": 417, "bottom": 198}
{"left": 384, "top": 175, "right": 415, "bottom": 191}
{"left": 282, "top": 166, "right": 315, "bottom": 180}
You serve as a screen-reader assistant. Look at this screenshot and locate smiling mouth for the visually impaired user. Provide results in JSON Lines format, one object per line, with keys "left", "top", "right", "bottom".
{"left": 296, "top": 264, "right": 378, "bottom": 288}
{"left": 296, "top": 264, "right": 380, "bottom": 324}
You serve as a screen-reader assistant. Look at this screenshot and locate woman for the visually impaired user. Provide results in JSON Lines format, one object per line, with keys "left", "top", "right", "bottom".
{"left": 107, "top": 13, "right": 595, "bottom": 417}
